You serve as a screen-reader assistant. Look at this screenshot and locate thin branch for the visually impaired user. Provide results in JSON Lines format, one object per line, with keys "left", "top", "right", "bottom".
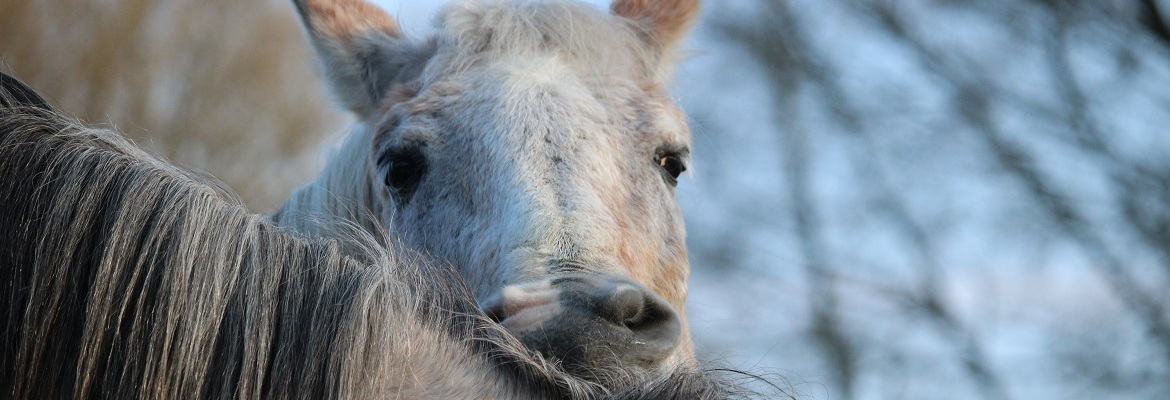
{"left": 719, "top": 3, "right": 859, "bottom": 398}
{"left": 1140, "top": 0, "right": 1170, "bottom": 48}
{"left": 857, "top": 0, "right": 1170, "bottom": 364}
{"left": 726, "top": 3, "right": 1014, "bottom": 397}
{"left": 1040, "top": 3, "right": 1170, "bottom": 275}
{"left": 717, "top": 3, "right": 1019, "bottom": 397}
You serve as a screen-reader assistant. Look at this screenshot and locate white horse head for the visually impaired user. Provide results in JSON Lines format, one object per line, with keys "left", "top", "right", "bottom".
{"left": 278, "top": 0, "right": 701, "bottom": 379}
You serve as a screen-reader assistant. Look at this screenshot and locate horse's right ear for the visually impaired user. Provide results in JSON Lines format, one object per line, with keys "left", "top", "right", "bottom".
{"left": 0, "top": 72, "right": 52, "bottom": 111}
{"left": 293, "top": 0, "right": 431, "bottom": 117}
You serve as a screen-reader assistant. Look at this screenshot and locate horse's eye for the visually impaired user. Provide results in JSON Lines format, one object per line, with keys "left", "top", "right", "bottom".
{"left": 656, "top": 152, "right": 686, "bottom": 185}
{"left": 377, "top": 146, "right": 427, "bottom": 202}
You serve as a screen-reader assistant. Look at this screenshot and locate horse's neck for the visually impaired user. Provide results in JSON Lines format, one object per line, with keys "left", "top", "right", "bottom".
{"left": 271, "top": 126, "right": 383, "bottom": 236}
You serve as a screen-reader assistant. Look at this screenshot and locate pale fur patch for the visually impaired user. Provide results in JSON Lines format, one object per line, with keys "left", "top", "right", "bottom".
{"left": 497, "top": 280, "right": 557, "bottom": 316}
{"left": 502, "top": 303, "right": 564, "bottom": 333}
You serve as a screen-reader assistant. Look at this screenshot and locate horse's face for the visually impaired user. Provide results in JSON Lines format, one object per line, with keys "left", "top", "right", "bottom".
{"left": 295, "top": 0, "right": 701, "bottom": 376}
{"left": 377, "top": 56, "right": 696, "bottom": 370}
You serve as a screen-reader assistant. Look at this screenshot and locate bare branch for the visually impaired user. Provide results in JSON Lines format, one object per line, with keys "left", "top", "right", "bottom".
{"left": 863, "top": 0, "right": 1170, "bottom": 381}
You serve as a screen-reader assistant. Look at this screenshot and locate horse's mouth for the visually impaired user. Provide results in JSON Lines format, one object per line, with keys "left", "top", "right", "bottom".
{"left": 479, "top": 276, "right": 684, "bottom": 372}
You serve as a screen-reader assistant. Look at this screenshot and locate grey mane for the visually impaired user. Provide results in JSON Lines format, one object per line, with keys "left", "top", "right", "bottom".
{"left": 0, "top": 73, "right": 775, "bottom": 398}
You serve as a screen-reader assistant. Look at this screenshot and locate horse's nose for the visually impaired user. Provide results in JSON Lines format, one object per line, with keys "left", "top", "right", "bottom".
{"left": 485, "top": 275, "right": 682, "bottom": 373}
{"left": 578, "top": 279, "right": 680, "bottom": 347}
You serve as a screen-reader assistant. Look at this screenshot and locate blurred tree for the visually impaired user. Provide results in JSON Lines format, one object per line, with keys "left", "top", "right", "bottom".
{"left": 0, "top": 0, "right": 346, "bottom": 211}
{"left": 691, "top": 0, "right": 1170, "bottom": 398}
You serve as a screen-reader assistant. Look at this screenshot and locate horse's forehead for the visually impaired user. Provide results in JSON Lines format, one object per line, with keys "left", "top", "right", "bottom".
{"left": 415, "top": 69, "right": 689, "bottom": 151}
{"left": 430, "top": 0, "right": 656, "bottom": 80}
{"left": 398, "top": 49, "right": 684, "bottom": 134}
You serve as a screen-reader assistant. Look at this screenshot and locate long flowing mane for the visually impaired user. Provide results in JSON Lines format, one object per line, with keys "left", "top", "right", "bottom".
{"left": 0, "top": 74, "right": 770, "bottom": 398}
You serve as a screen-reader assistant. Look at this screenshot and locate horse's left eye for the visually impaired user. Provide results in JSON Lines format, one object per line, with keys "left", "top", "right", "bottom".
{"left": 656, "top": 152, "right": 686, "bottom": 185}
{"left": 378, "top": 145, "right": 427, "bottom": 202}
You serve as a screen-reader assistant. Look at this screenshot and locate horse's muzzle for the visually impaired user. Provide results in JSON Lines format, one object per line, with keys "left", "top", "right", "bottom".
{"left": 484, "top": 274, "right": 683, "bottom": 374}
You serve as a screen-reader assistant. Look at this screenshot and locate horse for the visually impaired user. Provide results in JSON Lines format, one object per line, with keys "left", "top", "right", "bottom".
{"left": 0, "top": 73, "right": 769, "bottom": 398}
{"left": 1, "top": 0, "right": 786, "bottom": 397}
{"left": 274, "top": 0, "right": 706, "bottom": 380}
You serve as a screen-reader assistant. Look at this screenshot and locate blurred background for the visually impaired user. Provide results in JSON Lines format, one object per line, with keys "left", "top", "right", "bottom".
{"left": 4, "top": 0, "right": 1170, "bottom": 398}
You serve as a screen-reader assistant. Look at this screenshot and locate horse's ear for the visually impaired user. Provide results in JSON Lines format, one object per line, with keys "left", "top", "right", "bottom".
{"left": 294, "top": 0, "right": 430, "bottom": 116}
{"left": 0, "top": 72, "right": 52, "bottom": 111}
{"left": 611, "top": 0, "right": 701, "bottom": 53}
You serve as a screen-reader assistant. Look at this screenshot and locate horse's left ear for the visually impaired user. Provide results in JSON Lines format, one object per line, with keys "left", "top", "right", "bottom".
{"left": 294, "top": 0, "right": 432, "bottom": 117}
{"left": 612, "top": 0, "right": 701, "bottom": 54}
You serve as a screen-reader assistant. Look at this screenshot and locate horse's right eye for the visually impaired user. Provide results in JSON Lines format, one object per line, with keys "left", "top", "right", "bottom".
{"left": 377, "top": 146, "right": 427, "bottom": 203}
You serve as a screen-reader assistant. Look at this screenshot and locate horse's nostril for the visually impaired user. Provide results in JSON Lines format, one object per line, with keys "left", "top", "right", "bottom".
{"left": 594, "top": 283, "right": 679, "bottom": 340}
{"left": 599, "top": 285, "right": 645, "bottom": 327}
